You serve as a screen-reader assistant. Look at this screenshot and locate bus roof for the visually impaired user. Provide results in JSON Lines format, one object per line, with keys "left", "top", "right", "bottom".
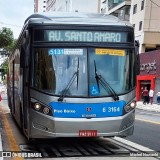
{"left": 24, "top": 12, "right": 132, "bottom": 27}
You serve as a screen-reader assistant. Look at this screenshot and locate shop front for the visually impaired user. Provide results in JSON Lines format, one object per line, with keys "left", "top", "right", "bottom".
{"left": 136, "top": 50, "right": 160, "bottom": 102}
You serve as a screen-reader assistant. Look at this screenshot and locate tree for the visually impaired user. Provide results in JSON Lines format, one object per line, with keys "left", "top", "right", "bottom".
{"left": 0, "top": 27, "right": 15, "bottom": 52}
{"left": 0, "top": 27, "right": 15, "bottom": 83}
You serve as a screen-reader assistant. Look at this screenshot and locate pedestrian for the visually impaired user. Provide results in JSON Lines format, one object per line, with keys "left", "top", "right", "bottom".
{"left": 142, "top": 87, "right": 149, "bottom": 105}
{"left": 156, "top": 91, "right": 160, "bottom": 105}
{"left": 149, "top": 89, "right": 154, "bottom": 105}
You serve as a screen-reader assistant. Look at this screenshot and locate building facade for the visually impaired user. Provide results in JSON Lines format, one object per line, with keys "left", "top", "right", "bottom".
{"left": 34, "top": 0, "right": 46, "bottom": 13}
{"left": 102, "top": 0, "right": 160, "bottom": 53}
{"left": 136, "top": 50, "right": 160, "bottom": 102}
{"left": 101, "top": 0, "right": 131, "bottom": 21}
{"left": 130, "top": 0, "right": 160, "bottom": 53}
{"left": 46, "top": 0, "right": 101, "bottom": 13}
{"left": 46, "top": 0, "right": 56, "bottom": 11}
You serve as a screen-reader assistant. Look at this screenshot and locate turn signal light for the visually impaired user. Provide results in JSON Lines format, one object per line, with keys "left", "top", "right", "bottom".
{"left": 43, "top": 107, "right": 50, "bottom": 114}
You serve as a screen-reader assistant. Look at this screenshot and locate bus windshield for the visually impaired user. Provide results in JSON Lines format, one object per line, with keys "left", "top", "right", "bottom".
{"left": 32, "top": 47, "right": 135, "bottom": 97}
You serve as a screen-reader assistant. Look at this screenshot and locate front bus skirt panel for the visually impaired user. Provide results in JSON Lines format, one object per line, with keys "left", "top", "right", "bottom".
{"left": 29, "top": 109, "right": 135, "bottom": 138}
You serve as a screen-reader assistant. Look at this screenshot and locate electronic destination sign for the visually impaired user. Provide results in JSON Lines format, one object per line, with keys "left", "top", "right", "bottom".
{"left": 41, "top": 30, "right": 129, "bottom": 43}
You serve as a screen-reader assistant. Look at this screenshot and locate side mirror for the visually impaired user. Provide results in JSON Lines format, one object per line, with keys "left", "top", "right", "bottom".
{"left": 135, "top": 40, "right": 140, "bottom": 75}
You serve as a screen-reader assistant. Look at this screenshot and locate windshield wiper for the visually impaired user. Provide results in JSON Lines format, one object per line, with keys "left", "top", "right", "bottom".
{"left": 58, "top": 58, "right": 79, "bottom": 102}
{"left": 94, "top": 60, "right": 119, "bottom": 101}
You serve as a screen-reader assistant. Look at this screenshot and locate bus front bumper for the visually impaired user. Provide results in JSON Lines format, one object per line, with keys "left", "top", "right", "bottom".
{"left": 29, "top": 109, "right": 135, "bottom": 138}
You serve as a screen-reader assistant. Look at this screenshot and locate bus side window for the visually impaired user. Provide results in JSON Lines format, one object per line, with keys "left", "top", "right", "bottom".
{"left": 20, "top": 46, "right": 25, "bottom": 68}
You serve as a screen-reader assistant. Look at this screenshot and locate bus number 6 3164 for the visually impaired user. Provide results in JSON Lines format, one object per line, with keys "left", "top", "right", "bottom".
{"left": 108, "top": 107, "right": 120, "bottom": 113}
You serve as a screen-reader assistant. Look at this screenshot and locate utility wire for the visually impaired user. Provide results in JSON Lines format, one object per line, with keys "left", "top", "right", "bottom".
{"left": 150, "top": 0, "right": 160, "bottom": 7}
{"left": 0, "top": 22, "right": 22, "bottom": 28}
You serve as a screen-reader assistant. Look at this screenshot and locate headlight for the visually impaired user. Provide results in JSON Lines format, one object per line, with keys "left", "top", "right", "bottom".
{"left": 34, "top": 103, "right": 41, "bottom": 111}
{"left": 124, "top": 101, "right": 136, "bottom": 114}
{"left": 31, "top": 102, "right": 53, "bottom": 116}
{"left": 130, "top": 101, "right": 136, "bottom": 108}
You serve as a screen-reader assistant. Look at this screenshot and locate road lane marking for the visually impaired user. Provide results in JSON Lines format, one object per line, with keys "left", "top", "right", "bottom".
{"left": 0, "top": 105, "right": 23, "bottom": 160}
{"left": 112, "top": 137, "right": 155, "bottom": 152}
{"left": 136, "top": 110, "right": 160, "bottom": 116}
{"left": 136, "top": 118, "right": 160, "bottom": 125}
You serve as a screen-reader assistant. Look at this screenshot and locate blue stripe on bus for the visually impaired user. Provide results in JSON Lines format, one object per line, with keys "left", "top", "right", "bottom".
{"left": 49, "top": 101, "right": 126, "bottom": 118}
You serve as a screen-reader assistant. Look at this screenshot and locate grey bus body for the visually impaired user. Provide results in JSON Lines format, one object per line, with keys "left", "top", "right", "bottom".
{"left": 7, "top": 12, "right": 139, "bottom": 140}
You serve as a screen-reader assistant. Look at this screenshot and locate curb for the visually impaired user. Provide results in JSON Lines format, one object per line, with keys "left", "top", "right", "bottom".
{"left": 136, "top": 106, "right": 160, "bottom": 113}
{"left": 136, "top": 101, "right": 160, "bottom": 113}
{"left": 0, "top": 133, "right": 3, "bottom": 160}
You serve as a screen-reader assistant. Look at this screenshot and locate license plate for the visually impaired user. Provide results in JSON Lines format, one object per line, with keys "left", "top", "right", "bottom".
{"left": 79, "top": 130, "right": 97, "bottom": 137}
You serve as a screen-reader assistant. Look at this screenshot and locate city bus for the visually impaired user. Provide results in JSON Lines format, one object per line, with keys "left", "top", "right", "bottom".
{"left": 7, "top": 12, "right": 139, "bottom": 140}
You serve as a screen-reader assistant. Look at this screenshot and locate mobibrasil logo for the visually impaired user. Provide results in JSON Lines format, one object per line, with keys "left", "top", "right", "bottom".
{"left": 86, "top": 107, "right": 92, "bottom": 112}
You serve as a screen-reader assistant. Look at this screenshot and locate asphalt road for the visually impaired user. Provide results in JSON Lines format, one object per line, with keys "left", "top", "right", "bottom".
{"left": 1, "top": 91, "right": 160, "bottom": 159}
{"left": 125, "top": 109, "right": 160, "bottom": 151}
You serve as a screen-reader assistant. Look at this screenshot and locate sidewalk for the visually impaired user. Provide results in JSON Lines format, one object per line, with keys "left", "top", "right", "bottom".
{"left": 136, "top": 101, "right": 160, "bottom": 112}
